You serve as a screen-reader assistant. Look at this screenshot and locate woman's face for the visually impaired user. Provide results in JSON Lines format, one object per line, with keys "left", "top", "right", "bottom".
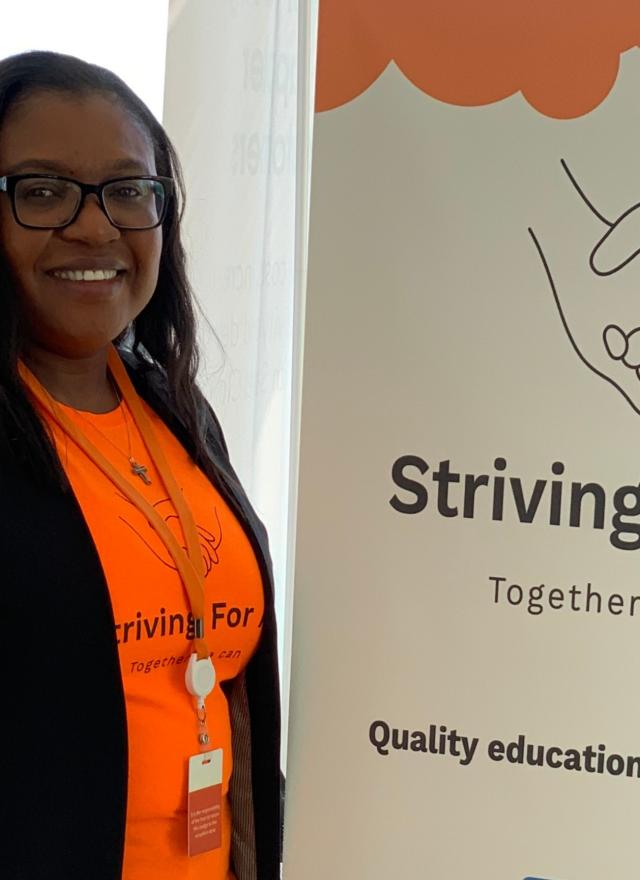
{"left": 0, "top": 90, "right": 163, "bottom": 359}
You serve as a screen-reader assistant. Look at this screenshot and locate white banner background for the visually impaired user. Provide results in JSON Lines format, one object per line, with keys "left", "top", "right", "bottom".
{"left": 285, "top": 22, "right": 640, "bottom": 880}
{"left": 164, "top": 0, "right": 298, "bottom": 710}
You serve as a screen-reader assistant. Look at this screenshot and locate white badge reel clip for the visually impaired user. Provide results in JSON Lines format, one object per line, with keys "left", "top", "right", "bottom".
{"left": 186, "top": 654, "right": 216, "bottom": 708}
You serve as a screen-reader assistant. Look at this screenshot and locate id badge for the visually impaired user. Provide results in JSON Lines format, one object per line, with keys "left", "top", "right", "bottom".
{"left": 187, "top": 748, "right": 223, "bottom": 856}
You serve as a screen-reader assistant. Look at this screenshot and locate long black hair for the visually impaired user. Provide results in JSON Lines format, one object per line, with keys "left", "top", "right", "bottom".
{"left": 0, "top": 50, "right": 207, "bottom": 487}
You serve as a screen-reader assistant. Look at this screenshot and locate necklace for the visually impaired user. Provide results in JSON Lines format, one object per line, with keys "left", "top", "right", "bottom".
{"left": 68, "top": 377, "right": 152, "bottom": 486}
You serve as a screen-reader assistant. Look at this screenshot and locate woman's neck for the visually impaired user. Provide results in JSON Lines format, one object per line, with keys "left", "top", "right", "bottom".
{"left": 22, "top": 345, "right": 119, "bottom": 413}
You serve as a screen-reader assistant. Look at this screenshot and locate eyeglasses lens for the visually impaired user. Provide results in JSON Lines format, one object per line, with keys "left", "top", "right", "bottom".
{"left": 103, "top": 179, "right": 165, "bottom": 229}
{"left": 15, "top": 178, "right": 80, "bottom": 228}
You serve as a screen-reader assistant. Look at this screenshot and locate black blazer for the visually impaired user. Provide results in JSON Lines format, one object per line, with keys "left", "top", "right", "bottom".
{"left": 0, "top": 353, "right": 281, "bottom": 880}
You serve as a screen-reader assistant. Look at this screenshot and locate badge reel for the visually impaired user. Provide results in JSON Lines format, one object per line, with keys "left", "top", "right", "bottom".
{"left": 186, "top": 653, "right": 216, "bottom": 745}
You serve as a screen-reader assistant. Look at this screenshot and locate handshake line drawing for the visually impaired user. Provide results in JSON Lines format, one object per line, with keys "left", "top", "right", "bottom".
{"left": 530, "top": 159, "right": 640, "bottom": 417}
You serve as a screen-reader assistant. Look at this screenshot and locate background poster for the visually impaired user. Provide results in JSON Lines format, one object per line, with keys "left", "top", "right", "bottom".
{"left": 284, "top": 3, "right": 640, "bottom": 878}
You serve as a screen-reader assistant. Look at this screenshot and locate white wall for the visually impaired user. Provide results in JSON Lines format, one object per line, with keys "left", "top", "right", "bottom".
{"left": 0, "top": 1, "right": 168, "bottom": 120}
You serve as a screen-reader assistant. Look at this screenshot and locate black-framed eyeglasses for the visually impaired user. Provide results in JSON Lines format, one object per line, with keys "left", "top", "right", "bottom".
{"left": 0, "top": 173, "right": 174, "bottom": 230}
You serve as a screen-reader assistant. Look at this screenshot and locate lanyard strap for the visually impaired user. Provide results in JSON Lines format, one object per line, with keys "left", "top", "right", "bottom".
{"left": 19, "top": 346, "right": 210, "bottom": 661}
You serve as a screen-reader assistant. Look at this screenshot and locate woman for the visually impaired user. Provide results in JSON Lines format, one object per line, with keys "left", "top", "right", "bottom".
{"left": 0, "top": 50, "right": 280, "bottom": 880}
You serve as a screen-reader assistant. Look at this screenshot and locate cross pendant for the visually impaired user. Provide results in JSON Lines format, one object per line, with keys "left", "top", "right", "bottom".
{"left": 130, "top": 460, "right": 152, "bottom": 485}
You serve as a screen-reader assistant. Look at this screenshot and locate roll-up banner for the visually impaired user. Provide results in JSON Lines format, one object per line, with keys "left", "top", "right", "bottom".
{"left": 284, "top": 3, "right": 640, "bottom": 878}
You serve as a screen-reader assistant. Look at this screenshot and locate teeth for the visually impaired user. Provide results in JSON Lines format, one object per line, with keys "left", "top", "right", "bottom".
{"left": 52, "top": 269, "right": 119, "bottom": 281}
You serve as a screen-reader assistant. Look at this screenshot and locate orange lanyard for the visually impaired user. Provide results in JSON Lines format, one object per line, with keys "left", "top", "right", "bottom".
{"left": 18, "top": 345, "right": 211, "bottom": 663}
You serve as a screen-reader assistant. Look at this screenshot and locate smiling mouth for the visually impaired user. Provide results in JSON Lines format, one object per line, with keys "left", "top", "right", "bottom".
{"left": 48, "top": 268, "right": 124, "bottom": 282}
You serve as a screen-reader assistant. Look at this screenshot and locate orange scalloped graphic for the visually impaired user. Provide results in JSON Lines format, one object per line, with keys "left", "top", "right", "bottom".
{"left": 316, "top": 0, "right": 640, "bottom": 118}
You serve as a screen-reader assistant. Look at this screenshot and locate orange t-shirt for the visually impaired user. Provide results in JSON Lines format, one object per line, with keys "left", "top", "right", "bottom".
{"left": 42, "top": 396, "right": 264, "bottom": 880}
